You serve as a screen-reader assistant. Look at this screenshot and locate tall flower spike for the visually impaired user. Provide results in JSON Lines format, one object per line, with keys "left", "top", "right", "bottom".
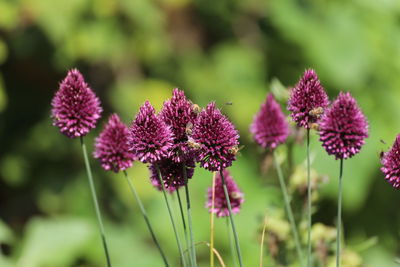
{"left": 191, "top": 102, "right": 240, "bottom": 171}
{"left": 288, "top": 69, "right": 329, "bottom": 129}
{"left": 149, "top": 158, "right": 195, "bottom": 193}
{"left": 381, "top": 135, "right": 400, "bottom": 189}
{"left": 250, "top": 93, "right": 290, "bottom": 149}
{"left": 319, "top": 92, "right": 368, "bottom": 160}
{"left": 51, "top": 69, "right": 102, "bottom": 138}
{"left": 94, "top": 114, "right": 135, "bottom": 173}
{"left": 160, "top": 88, "right": 199, "bottom": 162}
{"left": 207, "top": 169, "right": 244, "bottom": 218}
{"left": 128, "top": 101, "right": 173, "bottom": 163}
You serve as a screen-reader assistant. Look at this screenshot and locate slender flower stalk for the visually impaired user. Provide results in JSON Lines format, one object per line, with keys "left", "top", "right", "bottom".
{"left": 319, "top": 92, "right": 368, "bottom": 267}
{"left": 219, "top": 170, "right": 243, "bottom": 267}
{"left": 80, "top": 137, "right": 112, "bottom": 267}
{"left": 123, "top": 170, "right": 169, "bottom": 266}
{"left": 288, "top": 69, "right": 329, "bottom": 267}
{"left": 336, "top": 160, "right": 344, "bottom": 267}
{"left": 51, "top": 70, "right": 109, "bottom": 264}
{"left": 176, "top": 189, "right": 190, "bottom": 266}
{"left": 251, "top": 92, "right": 302, "bottom": 265}
{"left": 210, "top": 172, "right": 216, "bottom": 267}
{"left": 156, "top": 165, "right": 187, "bottom": 267}
{"left": 306, "top": 129, "right": 311, "bottom": 267}
{"left": 273, "top": 150, "right": 304, "bottom": 266}
{"left": 183, "top": 164, "right": 197, "bottom": 267}
{"left": 226, "top": 218, "right": 237, "bottom": 267}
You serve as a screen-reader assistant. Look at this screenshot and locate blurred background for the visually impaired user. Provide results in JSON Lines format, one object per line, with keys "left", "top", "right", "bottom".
{"left": 1, "top": 0, "right": 400, "bottom": 266}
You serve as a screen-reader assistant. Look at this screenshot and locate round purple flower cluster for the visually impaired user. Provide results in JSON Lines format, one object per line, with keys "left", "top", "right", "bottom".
{"left": 319, "top": 92, "right": 368, "bottom": 160}
{"left": 149, "top": 158, "right": 195, "bottom": 193}
{"left": 250, "top": 93, "right": 289, "bottom": 149}
{"left": 128, "top": 101, "right": 174, "bottom": 164}
{"left": 381, "top": 135, "right": 400, "bottom": 189}
{"left": 94, "top": 114, "right": 135, "bottom": 173}
{"left": 207, "top": 169, "right": 244, "bottom": 217}
{"left": 288, "top": 69, "right": 329, "bottom": 129}
{"left": 191, "top": 102, "right": 240, "bottom": 172}
{"left": 51, "top": 69, "right": 102, "bottom": 138}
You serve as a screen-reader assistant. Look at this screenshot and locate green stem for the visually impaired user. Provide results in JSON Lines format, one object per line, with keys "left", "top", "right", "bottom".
{"left": 123, "top": 170, "right": 169, "bottom": 267}
{"left": 80, "top": 137, "right": 112, "bottom": 267}
{"left": 336, "top": 159, "right": 344, "bottom": 267}
{"left": 306, "top": 129, "right": 312, "bottom": 267}
{"left": 176, "top": 189, "right": 191, "bottom": 266}
{"left": 219, "top": 170, "right": 243, "bottom": 267}
{"left": 183, "top": 164, "right": 197, "bottom": 267}
{"left": 226, "top": 217, "right": 237, "bottom": 267}
{"left": 273, "top": 150, "right": 304, "bottom": 266}
{"left": 155, "top": 164, "right": 187, "bottom": 267}
{"left": 210, "top": 173, "right": 216, "bottom": 267}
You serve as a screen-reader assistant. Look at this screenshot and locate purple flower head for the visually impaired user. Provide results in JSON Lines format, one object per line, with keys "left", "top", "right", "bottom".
{"left": 128, "top": 101, "right": 173, "bottom": 163}
{"left": 207, "top": 169, "right": 244, "bottom": 218}
{"left": 288, "top": 69, "right": 329, "bottom": 129}
{"left": 319, "top": 92, "right": 368, "bottom": 160}
{"left": 191, "top": 102, "right": 240, "bottom": 172}
{"left": 149, "top": 158, "right": 195, "bottom": 193}
{"left": 381, "top": 135, "right": 400, "bottom": 189}
{"left": 51, "top": 69, "right": 102, "bottom": 138}
{"left": 160, "top": 88, "right": 199, "bottom": 162}
{"left": 94, "top": 114, "right": 135, "bottom": 173}
{"left": 250, "top": 93, "right": 290, "bottom": 149}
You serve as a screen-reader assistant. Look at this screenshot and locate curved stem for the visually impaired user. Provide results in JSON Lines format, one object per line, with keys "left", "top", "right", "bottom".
{"left": 306, "top": 129, "right": 312, "bottom": 267}
{"left": 123, "top": 170, "right": 169, "bottom": 266}
{"left": 182, "top": 164, "right": 197, "bottom": 267}
{"left": 80, "top": 137, "right": 112, "bottom": 267}
{"left": 273, "top": 150, "right": 304, "bottom": 266}
{"left": 219, "top": 170, "right": 243, "bottom": 267}
{"left": 176, "top": 189, "right": 191, "bottom": 266}
{"left": 336, "top": 159, "right": 344, "bottom": 267}
{"left": 155, "top": 164, "right": 187, "bottom": 267}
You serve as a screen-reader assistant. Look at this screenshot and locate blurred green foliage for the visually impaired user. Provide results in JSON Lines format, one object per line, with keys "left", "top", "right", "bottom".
{"left": 1, "top": 0, "right": 400, "bottom": 266}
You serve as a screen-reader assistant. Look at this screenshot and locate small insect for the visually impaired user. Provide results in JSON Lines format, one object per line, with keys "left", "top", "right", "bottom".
{"left": 228, "top": 145, "right": 239, "bottom": 155}
{"left": 228, "top": 145, "right": 245, "bottom": 155}
{"left": 310, "top": 123, "right": 320, "bottom": 131}
{"left": 187, "top": 140, "right": 201, "bottom": 150}
{"left": 192, "top": 104, "right": 201, "bottom": 114}
{"left": 379, "top": 150, "right": 385, "bottom": 160}
{"left": 309, "top": 107, "right": 324, "bottom": 118}
{"left": 225, "top": 101, "right": 233, "bottom": 105}
{"left": 230, "top": 191, "right": 243, "bottom": 199}
{"left": 380, "top": 139, "right": 387, "bottom": 145}
{"left": 185, "top": 122, "right": 194, "bottom": 135}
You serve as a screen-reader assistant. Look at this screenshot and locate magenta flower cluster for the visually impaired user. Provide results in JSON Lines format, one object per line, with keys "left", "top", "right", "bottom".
{"left": 128, "top": 101, "right": 174, "bottom": 164}
{"left": 125, "top": 89, "right": 241, "bottom": 194}
{"left": 381, "top": 135, "right": 400, "bottom": 189}
{"left": 149, "top": 158, "right": 195, "bottom": 193}
{"left": 250, "top": 93, "right": 289, "bottom": 149}
{"left": 288, "top": 69, "right": 329, "bottom": 129}
{"left": 94, "top": 114, "right": 135, "bottom": 173}
{"left": 207, "top": 169, "right": 244, "bottom": 217}
{"left": 319, "top": 92, "right": 368, "bottom": 160}
{"left": 191, "top": 102, "right": 240, "bottom": 172}
{"left": 160, "top": 88, "right": 199, "bottom": 163}
{"left": 51, "top": 69, "right": 102, "bottom": 138}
